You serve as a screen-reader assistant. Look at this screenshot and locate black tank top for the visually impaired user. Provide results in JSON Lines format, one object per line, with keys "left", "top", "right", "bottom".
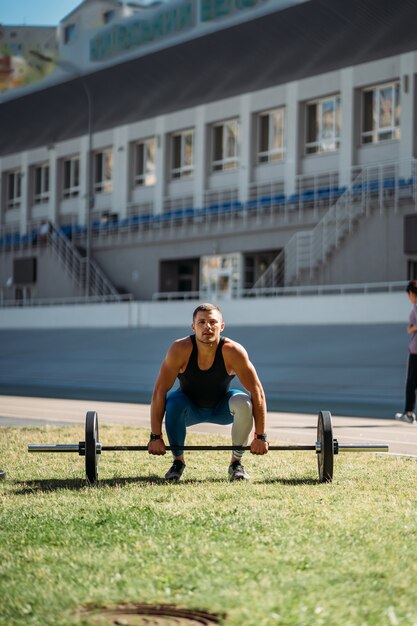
{"left": 178, "top": 335, "right": 235, "bottom": 408}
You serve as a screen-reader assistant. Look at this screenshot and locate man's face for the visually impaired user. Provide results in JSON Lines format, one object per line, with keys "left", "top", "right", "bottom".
{"left": 192, "top": 309, "right": 224, "bottom": 345}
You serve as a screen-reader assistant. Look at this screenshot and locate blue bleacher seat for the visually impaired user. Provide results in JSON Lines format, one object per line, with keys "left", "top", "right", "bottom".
{"left": 74, "top": 224, "right": 87, "bottom": 235}
{"left": 301, "top": 190, "right": 315, "bottom": 202}
{"left": 399, "top": 177, "right": 413, "bottom": 188}
{"left": 260, "top": 195, "right": 272, "bottom": 207}
{"left": 59, "top": 224, "right": 74, "bottom": 238}
{"left": 318, "top": 187, "right": 330, "bottom": 200}
{"left": 245, "top": 199, "right": 258, "bottom": 210}
{"left": 351, "top": 183, "right": 363, "bottom": 194}
{"left": 383, "top": 178, "right": 395, "bottom": 190}
{"left": 5, "top": 233, "right": 20, "bottom": 247}
{"left": 272, "top": 194, "right": 285, "bottom": 205}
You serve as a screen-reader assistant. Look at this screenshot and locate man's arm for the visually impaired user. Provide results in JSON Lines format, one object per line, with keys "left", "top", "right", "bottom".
{"left": 148, "top": 341, "right": 185, "bottom": 455}
{"left": 225, "top": 342, "right": 268, "bottom": 455}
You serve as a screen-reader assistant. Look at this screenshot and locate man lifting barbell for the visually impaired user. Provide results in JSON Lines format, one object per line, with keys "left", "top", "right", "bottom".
{"left": 148, "top": 303, "right": 269, "bottom": 481}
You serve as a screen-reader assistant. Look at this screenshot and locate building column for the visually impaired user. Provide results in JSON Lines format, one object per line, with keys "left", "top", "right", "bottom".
{"left": 20, "top": 152, "right": 29, "bottom": 234}
{"left": 154, "top": 116, "right": 166, "bottom": 214}
{"left": 79, "top": 135, "right": 89, "bottom": 226}
{"left": 238, "top": 93, "right": 252, "bottom": 205}
{"left": 193, "top": 105, "right": 207, "bottom": 209}
{"left": 399, "top": 52, "right": 416, "bottom": 178}
{"left": 339, "top": 67, "right": 354, "bottom": 188}
{"left": 284, "top": 81, "right": 299, "bottom": 196}
{"left": 194, "top": 105, "right": 208, "bottom": 209}
{"left": 112, "top": 125, "right": 129, "bottom": 219}
{"left": 48, "top": 147, "right": 58, "bottom": 225}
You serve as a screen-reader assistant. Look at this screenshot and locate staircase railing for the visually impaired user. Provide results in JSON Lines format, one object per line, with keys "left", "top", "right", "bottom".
{"left": 48, "top": 224, "right": 120, "bottom": 297}
{"left": 253, "top": 171, "right": 366, "bottom": 288}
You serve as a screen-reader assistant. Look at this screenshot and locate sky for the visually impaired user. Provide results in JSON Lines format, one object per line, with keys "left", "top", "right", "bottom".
{"left": 1, "top": 0, "right": 82, "bottom": 26}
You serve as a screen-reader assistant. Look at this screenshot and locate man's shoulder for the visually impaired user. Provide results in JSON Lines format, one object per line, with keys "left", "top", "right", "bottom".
{"left": 170, "top": 335, "right": 193, "bottom": 353}
{"left": 222, "top": 337, "right": 246, "bottom": 356}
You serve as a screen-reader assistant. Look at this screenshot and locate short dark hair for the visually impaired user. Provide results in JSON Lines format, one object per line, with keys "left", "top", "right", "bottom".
{"left": 192, "top": 303, "right": 222, "bottom": 321}
{"left": 406, "top": 280, "right": 417, "bottom": 295}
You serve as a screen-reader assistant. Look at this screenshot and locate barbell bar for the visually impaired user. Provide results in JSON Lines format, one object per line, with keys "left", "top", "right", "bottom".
{"left": 28, "top": 410, "right": 389, "bottom": 485}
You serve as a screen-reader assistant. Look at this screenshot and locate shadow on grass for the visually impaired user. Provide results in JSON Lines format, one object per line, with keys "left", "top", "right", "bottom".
{"left": 10, "top": 473, "right": 320, "bottom": 493}
{"left": 10, "top": 474, "right": 258, "bottom": 494}
{"left": 10, "top": 475, "right": 165, "bottom": 494}
{"left": 262, "top": 477, "right": 319, "bottom": 485}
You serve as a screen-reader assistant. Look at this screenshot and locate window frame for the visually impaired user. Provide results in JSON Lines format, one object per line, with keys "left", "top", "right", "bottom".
{"left": 305, "top": 94, "right": 341, "bottom": 155}
{"left": 103, "top": 10, "right": 115, "bottom": 24}
{"left": 6, "top": 169, "right": 22, "bottom": 210}
{"left": 171, "top": 129, "right": 194, "bottom": 179}
{"left": 211, "top": 118, "right": 239, "bottom": 172}
{"left": 361, "top": 81, "right": 401, "bottom": 145}
{"left": 33, "top": 163, "right": 50, "bottom": 205}
{"left": 62, "top": 155, "right": 80, "bottom": 199}
{"left": 257, "top": 107, "right": 286, "bottom": 163}
{"left": 133, "top": 138, "right": 156, "bottom": 187}
{"left": 94, "top": 148, "right": 113, "bottom": 193}
{"left": 64, "top": 23, "right": 76, "bottom": 44}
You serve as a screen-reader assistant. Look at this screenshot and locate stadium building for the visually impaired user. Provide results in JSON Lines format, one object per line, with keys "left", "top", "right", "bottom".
{"left": 1, "top": 0, "right": 417, "bottom": 304}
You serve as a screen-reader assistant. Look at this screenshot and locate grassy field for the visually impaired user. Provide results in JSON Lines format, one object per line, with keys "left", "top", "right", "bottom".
{"left": 1, "top": 424, "right": 417, "bottom": 626}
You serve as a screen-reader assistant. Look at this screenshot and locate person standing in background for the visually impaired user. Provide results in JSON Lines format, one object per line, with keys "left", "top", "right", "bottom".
{"left": 395, "top": 281, "right": 417, "bottom": 423}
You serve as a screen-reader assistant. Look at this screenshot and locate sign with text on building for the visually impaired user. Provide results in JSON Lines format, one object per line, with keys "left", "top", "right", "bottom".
{"left": 90, "top": 0, "right": 269, "bottom": 62}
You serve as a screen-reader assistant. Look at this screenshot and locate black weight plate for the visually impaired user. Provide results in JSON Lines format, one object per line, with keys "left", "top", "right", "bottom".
{"left": 85, "top": 411, "right": 99, "bottom": 485}
{"left": 317, "top": 410, "right": 334, "bottom": 483}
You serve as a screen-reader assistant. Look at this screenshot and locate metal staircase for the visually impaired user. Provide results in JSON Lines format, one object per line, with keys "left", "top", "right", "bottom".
{"left": 47, "top": 223, "right": 120, "bottom": 298}
{"left": 252, "top": 162, "right": 416, "bottom": 290}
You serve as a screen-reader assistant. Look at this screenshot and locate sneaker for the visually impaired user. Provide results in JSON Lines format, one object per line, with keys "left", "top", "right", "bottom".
{"left": 228, "top": 461, "right": 250, "bottom": 481}
{"left": 394, "top": 412, "right": 416, "bottom": 424}
{"left": 165, "top": 460, "right": 186, "bottom": 481}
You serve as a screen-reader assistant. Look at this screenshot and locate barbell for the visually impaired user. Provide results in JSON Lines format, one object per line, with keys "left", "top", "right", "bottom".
{"left": 28, "top": 410, "right": 388, "bottom": 484}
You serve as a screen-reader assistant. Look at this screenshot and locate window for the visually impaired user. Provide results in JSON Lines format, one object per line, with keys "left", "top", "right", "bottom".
{"left": 258, "top": 108, "right": 285, "bottom": 163}
{"left": 64, "top": 23, "right": 76, "bottom": 44}
{"left": 306, "top": 95, "right": 341, "bottom": 154}
{"left": 200, "top": 253, "right": 242, "bottom": 299}
{"left": 362, "top": 82, "right": 401, "bottom": 144}
{"left": 33, "top": 163, "right": 49, "bottom": 205}
{"left": 94, "top": 149, "right": 113, "bottom": 193}
{"left": 63, "top": 156, "right": 80, "bottom": 198}
{"left": 212, "top": 119, "right": 239, "bottom": 171}
{"left": 172, "top": 129, "right": 194, "bottom": 179}
{"left": 243, "top": 250, "right": 279, "bottom": 288}
{"left": 159, "top": 258, "right": 199, "bottom": 293}
{"left": 103, "top": 10, "right": 115, "bottom": 23}
{"left": 133, "top": 139, "right": 156, "bottom": 187}
{"left": 6, "top": 170, "right": 21, "bottom": 210}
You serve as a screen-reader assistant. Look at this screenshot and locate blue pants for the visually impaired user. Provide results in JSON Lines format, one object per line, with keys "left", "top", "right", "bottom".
{"left": 165, "top": 387, "right": 253, "bottom": 458}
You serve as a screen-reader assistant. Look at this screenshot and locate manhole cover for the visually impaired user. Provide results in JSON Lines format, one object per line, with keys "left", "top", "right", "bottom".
{"left": 81, "top": 604, "right": 222, "bottom": 626}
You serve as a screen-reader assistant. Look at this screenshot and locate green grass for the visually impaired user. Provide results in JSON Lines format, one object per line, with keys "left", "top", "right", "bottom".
{"left": 1, "top": 425, "right": 417, "bottom": 626}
